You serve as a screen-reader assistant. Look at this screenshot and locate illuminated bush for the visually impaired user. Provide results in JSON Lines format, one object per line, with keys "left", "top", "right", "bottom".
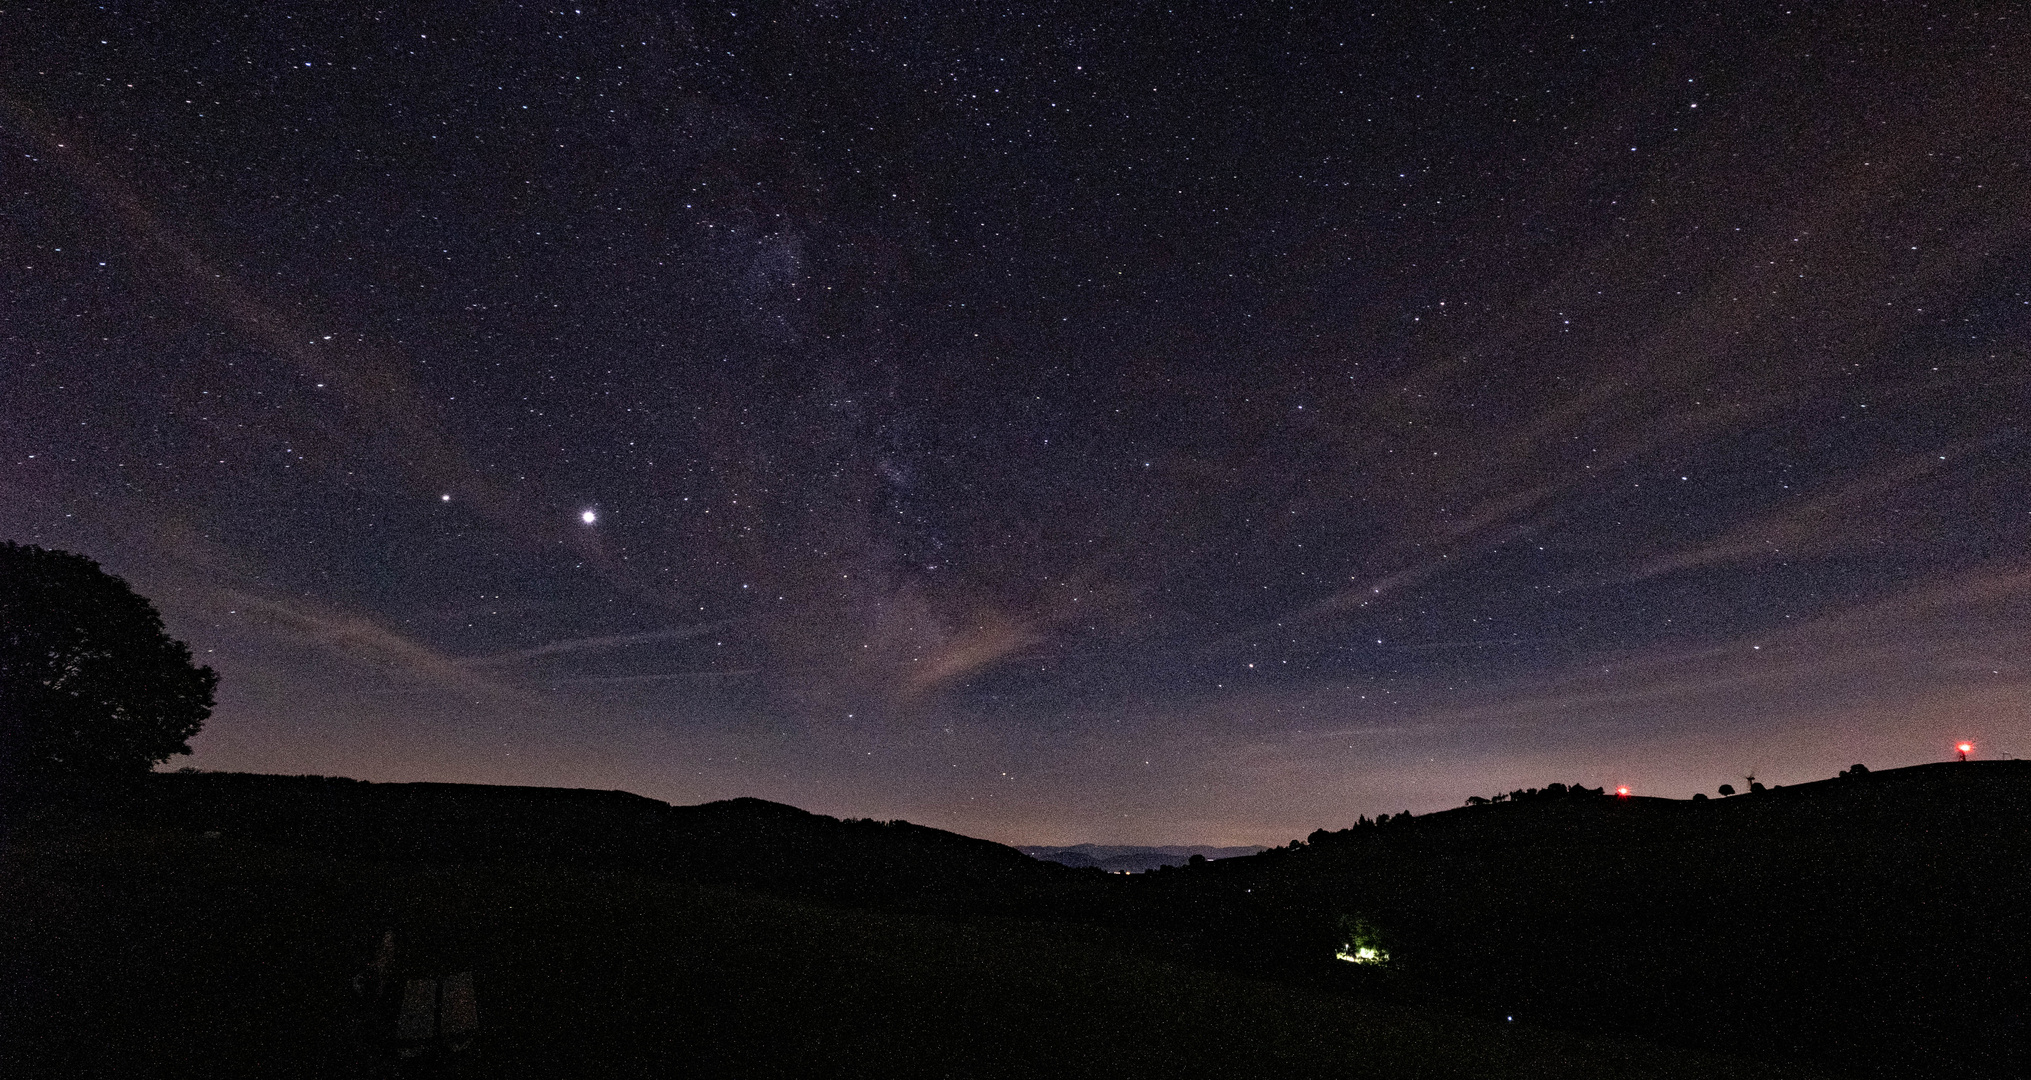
{"left": 1334, "top": 915, "right": 1390, "bottom": 965}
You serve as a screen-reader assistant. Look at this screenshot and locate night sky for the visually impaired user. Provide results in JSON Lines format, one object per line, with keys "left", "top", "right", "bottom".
{"left": 5, "top": 2, "right": 2028, "bottom": 844}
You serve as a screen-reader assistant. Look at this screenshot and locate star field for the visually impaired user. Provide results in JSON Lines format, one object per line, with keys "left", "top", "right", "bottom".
{"left": 4, "top": 2, "right": 2028, "bottom": 844}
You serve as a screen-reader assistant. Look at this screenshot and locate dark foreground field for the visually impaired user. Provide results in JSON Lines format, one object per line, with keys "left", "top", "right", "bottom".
{"left": 2, "top": 808, "right": 1813, "bottom": 1079}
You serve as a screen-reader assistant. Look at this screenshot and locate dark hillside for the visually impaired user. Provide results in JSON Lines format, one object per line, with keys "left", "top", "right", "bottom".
{"left": 103, "top": 771, "right": 1083, "bottom": 914}
{"left": 1131, "top": 761, "right": 2031, "bottom": 1078}
{"left": 664, "top": 794, "right": 1080, "bottom": 909}
{"left": 11, "top": 764, "right": 2016, "bottom": 1077}
{"left": 0, "top": 799, "right": 1815, "bottom": 1077}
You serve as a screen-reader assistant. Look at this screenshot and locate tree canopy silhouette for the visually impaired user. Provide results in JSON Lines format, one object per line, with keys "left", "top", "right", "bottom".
{"left": 0, "top": 542, "right": 216, "bottom": 790}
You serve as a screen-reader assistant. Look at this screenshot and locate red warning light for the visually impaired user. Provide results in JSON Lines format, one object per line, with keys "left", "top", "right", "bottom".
{"left": 1615, "top": 785, "right": 1630, "bottom": 797}
{"left": 1957, "top": 741, "right": 1974, "bottom": 761}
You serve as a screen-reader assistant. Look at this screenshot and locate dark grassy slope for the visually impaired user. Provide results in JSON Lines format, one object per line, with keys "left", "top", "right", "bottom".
{"left": 8, "top": 763, "right": 2017, "bottom": 1077}
{"left": 1130, "top": 761, "right": 2031, "bottom": 1079}
{"left": 104, "top": 771, "right": 1080, "bottom": 915}
{"left": 0, "top": 818, "right": 1810, "bottom": 1079}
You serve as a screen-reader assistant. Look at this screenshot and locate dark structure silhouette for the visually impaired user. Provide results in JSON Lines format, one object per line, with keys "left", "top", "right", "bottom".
{"left": 0, "top": 542, "right": 216, "bottom": 792}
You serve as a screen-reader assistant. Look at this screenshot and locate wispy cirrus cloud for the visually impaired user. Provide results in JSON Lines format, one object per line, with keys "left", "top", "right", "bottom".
{"left": 1617, "top": 445, "right": 1973, "bottom": 584}
{"left": 457, "top": 621, "right": 735, "bottom": 667}
{"left": 0, "top": 88, "right": 701, "bottom": 616}
{"left": 222, "top": 590, "right": 530, "bottom": 703}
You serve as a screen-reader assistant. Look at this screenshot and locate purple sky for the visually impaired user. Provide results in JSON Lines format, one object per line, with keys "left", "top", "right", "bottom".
{"left": 4, "top": 2, "right": 2027, "bottom": 844}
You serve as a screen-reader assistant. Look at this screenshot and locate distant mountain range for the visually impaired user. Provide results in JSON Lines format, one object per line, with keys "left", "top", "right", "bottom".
{"left": 1018, "top": 844, "right": 1265, "bottom": 873}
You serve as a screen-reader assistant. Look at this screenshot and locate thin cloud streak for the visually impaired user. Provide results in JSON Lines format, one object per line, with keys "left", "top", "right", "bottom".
{"left": 222, "top": 590, "right": 532, "bottom": 704}
{"left": 1618, "top": 444, "right": 1977, "bottom": 584}
{"left": 459, "top": 622, "right": 735, "bottom": 667}
{"left": 0, "top": 89, "right": 701, "bottom": 616}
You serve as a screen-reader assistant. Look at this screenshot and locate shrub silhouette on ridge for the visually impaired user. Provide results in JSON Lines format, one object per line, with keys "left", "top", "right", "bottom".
{"left": 0, "top": 542, "right": 216, "bottom": 792}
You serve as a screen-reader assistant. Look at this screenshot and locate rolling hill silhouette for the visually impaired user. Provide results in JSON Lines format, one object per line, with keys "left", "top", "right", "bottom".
{"left": 1124, "top": 760, "right": 2031, "bottom": 1078}
{"left": 4, "top": 771, "right": 1814, "bottom": 1079}
{"left": 7, "top": 761, "right": 2023, "bottom": 1077}
{"left": 105, "top": 771, "right": 1077, "bottom": 913}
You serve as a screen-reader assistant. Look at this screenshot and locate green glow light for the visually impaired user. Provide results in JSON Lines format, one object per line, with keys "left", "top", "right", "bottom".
{"left": 1334, "top": 915, "right": 1391, "bottom": 965}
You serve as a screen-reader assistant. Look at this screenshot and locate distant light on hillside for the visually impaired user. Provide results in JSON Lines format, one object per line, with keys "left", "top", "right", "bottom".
{"left": 1335, "top": 915, "right": 1390, "bottom": 966}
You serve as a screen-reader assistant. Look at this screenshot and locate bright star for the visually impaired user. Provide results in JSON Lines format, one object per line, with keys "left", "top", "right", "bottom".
{"left": 580, "top": 509, "right": 597, "bottom": 525}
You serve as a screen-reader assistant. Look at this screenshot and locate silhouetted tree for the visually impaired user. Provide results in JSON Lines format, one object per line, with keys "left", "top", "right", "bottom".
{"left": 0, "top": 543, "right": 216, "bottom": 792}
{"left": 1718, "top": 784, "right": 1735, "bottom": 796}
